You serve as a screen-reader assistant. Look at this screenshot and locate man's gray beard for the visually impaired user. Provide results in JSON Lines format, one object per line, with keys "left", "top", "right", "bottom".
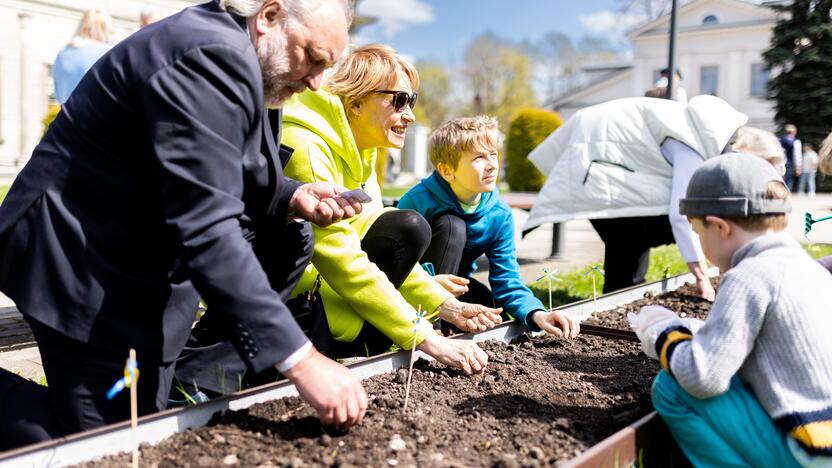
{"left": 257, "top": 29, "right": 291, "bottom": 109}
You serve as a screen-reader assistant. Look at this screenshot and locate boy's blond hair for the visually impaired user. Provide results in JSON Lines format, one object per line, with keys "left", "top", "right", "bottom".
{"left": 325, "top": 44, "right": 419, "bottom": 113}
{"left": 690, "top": 181, "right": 790, "bottom": 232}
{"left": 429, "top": 116, "right": 500, "bottom": 169}
{"left": 819, "top": 130, "right": 832, "bottom": 175}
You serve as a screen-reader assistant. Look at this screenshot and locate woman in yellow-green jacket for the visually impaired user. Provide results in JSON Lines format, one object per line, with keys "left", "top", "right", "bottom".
{"left": 282, "top": 44, "right": 501, "bottom": 374}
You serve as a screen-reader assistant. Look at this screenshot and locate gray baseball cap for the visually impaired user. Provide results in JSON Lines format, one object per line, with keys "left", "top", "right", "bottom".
{"left": 679, "top": 153, "right": 791, "bottom": 217}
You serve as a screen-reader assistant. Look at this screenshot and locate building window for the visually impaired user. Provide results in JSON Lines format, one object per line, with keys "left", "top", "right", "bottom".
{"left": 750, "top": 63, "right": 769, "bottom": 97}
{"left": 703, "top": 14, "right": 719, "bottom": 25}
{"left": 700, "top": 65, "right": 719, "bottom": 96}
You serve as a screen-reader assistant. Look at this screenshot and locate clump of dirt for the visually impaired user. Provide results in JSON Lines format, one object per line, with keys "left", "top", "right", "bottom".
{"left": 85, "top": 334, "right": 659, "bottom": 467}
{"left": 584, "top": 278, "right": 720, "bottom": 330}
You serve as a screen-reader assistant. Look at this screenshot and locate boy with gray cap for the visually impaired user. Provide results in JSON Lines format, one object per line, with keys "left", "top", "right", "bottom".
{"left": 628, "top": 153, "right": 832, "bottom": 466}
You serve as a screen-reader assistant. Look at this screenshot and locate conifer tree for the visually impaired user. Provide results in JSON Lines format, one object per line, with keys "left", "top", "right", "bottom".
{"left": 763, "top": 0, "right": 832, "bottom": 147}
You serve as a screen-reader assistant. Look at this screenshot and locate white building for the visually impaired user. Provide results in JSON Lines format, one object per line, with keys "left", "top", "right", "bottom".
{"left": 0, "top": 0, "right": 196, "bottom": 180}
{"left": 553, "top": 0, "right": 776, "bottom": 129}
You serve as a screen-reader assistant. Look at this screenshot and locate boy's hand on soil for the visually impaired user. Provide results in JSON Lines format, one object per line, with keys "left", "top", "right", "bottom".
{"left": 533, "top": 311, "right": 579, "bottom": 339}
{"left": 438, "top": 298, "right": 502, "bottom": 332}
{"left": 417, "top": 334, "right": 488, "bottom": 375}
{"left": 434, "top": 274, "right": 469, "bottom": 297}
{"left": 282, "top": 347, "right": 367, "bottom": 430}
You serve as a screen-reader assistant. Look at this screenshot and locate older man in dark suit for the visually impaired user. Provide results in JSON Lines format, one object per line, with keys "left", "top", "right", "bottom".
{"left": 0, "top": 0, "right": 366, "bottom": 448}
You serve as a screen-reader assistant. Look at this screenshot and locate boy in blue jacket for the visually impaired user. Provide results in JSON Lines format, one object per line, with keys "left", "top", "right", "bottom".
{"left": 398, "top": 116, "right": 578, "bottom": 337}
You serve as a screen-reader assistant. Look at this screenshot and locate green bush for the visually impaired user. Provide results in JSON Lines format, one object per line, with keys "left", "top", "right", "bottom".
{"left": 504, "top": 107, "right": 562, "bottom": 192}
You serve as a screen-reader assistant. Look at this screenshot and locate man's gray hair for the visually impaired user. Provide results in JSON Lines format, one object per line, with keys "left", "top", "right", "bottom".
{"left": 219, "top": 0, "right": 352, "bottom": 26}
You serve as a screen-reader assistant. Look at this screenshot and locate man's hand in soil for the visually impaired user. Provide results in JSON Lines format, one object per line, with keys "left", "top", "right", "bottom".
{"left": 281, "top": 347, "right": 367, "bottom": 430}
{"left": 417, "top": 333, "right": 488, "bottom": 375}
{"left": 532, "top": 310, "right": 580, "bottom": 339}
{"left": 437, "top": 298, "right": 502, "bottom": 332}
{"left": 434, "top": 274, "right": 470, "bottom": 297}
{"left": 289, "top": 182, "right": 364, "bottom": 227}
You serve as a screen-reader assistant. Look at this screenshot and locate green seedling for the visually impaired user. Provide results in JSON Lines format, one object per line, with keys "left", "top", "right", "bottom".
{"left": 582, "top": 263, "right": 605, "bottom": 318}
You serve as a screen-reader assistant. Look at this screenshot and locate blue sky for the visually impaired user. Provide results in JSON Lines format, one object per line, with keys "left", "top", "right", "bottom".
{"left": 354, "top": 0, "right": 648, "bottom": 64}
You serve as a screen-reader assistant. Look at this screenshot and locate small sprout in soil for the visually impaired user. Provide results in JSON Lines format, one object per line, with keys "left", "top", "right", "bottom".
{"left": 582, "top": 263, "right": 606, "bottom": 318}
{"left": 534, "top": 263, "right": 563, "bottom": 310}
{"left": 403, "top": 305, "right": 427, "bottom": 412}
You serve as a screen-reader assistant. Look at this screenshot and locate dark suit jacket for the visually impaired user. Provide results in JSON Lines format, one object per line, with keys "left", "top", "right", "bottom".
{"left": 0, "top": 1, "right": 308, "bottom": 369}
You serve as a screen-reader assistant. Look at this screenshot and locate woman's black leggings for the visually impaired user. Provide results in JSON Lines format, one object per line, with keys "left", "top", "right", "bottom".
{"left": 361, "top": 209, "right": 432, "bottom": 288}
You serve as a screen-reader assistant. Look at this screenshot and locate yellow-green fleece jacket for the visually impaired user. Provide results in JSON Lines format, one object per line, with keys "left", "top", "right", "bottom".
{"left": 281, "top": 89, "right": 452, "bottom": 349}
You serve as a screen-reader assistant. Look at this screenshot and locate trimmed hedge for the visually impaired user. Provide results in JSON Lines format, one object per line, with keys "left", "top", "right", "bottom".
{"left": 504, "top": 107, "right": 562, "bottom": 192}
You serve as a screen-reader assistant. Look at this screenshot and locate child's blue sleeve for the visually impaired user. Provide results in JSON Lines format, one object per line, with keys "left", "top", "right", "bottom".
{"left": 485, "top": 208, "right": 546, "bottom": 330}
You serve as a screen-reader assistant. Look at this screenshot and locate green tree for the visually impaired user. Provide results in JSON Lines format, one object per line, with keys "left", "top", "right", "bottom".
{"left": 504, "top": 107, "right": 563, "bottom": 192}
{"left": 463, "top": 32, "right": 537, "bottom": 128}
{"left": 763, "top": 0, "right": 832, "bottom": 148}
{"left": 413, "top": 61, "right": 451, "bottom": 131}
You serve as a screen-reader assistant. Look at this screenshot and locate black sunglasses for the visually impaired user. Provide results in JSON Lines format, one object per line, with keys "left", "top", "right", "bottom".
{"left": 376, "top": 90, "right": 418, "bottom": 112}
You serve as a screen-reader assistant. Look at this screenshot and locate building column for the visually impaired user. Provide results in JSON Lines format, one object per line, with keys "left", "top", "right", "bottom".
{"left": 15, "top": 12, "right": 30, "bottom": 168}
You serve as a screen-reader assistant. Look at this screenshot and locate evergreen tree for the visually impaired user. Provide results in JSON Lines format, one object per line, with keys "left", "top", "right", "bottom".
{"left": 763, "top": 0, "right": 832, "bottom": 147}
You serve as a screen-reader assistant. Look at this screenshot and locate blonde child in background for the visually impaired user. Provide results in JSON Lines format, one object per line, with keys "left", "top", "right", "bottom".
{"left": 799, "top": 143, "right": 819, "bottom": 197}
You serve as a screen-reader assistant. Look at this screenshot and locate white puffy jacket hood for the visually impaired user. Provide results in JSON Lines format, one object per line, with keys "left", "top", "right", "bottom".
{"left": 524, "top": 95, "right": 747, "bottom": 231}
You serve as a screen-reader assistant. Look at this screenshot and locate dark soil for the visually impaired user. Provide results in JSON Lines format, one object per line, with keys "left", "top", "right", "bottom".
{"left": 85, "top": 334, "right": 659, "bottom": 467}
{"left": 584, "top": 278, "right": 720, "bottom": 330}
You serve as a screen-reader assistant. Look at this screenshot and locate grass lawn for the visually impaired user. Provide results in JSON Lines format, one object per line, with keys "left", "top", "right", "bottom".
{"left": 529, "top": 242, "right": 832, "bottom": 308}
{"left": 0, "top": 185, "right": 9, "bottom": 204}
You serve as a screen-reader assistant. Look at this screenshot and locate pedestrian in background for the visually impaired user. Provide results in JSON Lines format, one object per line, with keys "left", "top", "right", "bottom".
{"left": 798, "top": 143, "right": 819, "bottom": 197}
{"left": 139, "top": 8, "right": 159, "bottom": 27}
{"left": 52, "top": 9, "right": 112, "bottom": 104}
{"left": 778, "top": 124, "right": 802, "bottom": 191}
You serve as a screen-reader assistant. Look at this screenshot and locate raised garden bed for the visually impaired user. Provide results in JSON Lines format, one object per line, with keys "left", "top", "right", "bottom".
{"left": 1, "top": 273, "right": 710, "bottom": 468}
{"left": 584, "top": 278, "right": 718, "bottom": 330}
{"left": 85, "top": 334, "right": 659, "bottom": 467}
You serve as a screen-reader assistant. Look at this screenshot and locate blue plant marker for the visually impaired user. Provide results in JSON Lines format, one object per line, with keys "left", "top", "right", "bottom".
{"left": 582, "top": 263, "right": 605, "bottom": 317}
{"left": 107, "top": 353, "right": 139, "bottom": 400}
{"left": 534, "top": 264, "right": 562, "bottom": 310}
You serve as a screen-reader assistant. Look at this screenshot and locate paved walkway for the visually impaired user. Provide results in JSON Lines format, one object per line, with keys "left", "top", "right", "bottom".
{"left": 1, "top": 193, "right": 830, "bottom": 382}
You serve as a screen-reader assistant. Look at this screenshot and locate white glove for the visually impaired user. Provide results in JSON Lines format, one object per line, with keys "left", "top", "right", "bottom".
{"left": 680, "top": 317, "right": 705, "bottom": 334}
{"left": 627, "top": 306, "right": 681, "bottom": 359}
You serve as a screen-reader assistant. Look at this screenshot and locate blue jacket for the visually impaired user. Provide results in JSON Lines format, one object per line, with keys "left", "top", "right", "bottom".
{"left": 398, "top": 171, "right": 545, "bottom": 329}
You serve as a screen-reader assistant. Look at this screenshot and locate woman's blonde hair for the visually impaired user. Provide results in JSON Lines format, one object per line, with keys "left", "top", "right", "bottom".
{"left": 70, "top": 9, "right": 113, "bottom": 46}
{"left": 325, "top": 44, "right": 420, "bottom": 111}
{"left": 819, "top": 131, "right": 832, "bottom": 175}
{"left": 732, "top": 126, "right": 786, "bottom": 175}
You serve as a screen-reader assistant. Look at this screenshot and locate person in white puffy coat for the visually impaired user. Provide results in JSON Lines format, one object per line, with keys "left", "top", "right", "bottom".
{"left": 525, "top": 95, "right": 778, "bottom": 299}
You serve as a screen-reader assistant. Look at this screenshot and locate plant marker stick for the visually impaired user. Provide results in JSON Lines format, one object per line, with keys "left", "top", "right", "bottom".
{"left": 547, "top": 263, "right": 553, "bottom": 311}
{"left": 129, "top": 348, "right": 139, "bottom": 468}
{"left": 591, "top": 275, "right": 597, "bottom": 319}
{"left": 403, "top": 305, "right": 422, "bottom": 412}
